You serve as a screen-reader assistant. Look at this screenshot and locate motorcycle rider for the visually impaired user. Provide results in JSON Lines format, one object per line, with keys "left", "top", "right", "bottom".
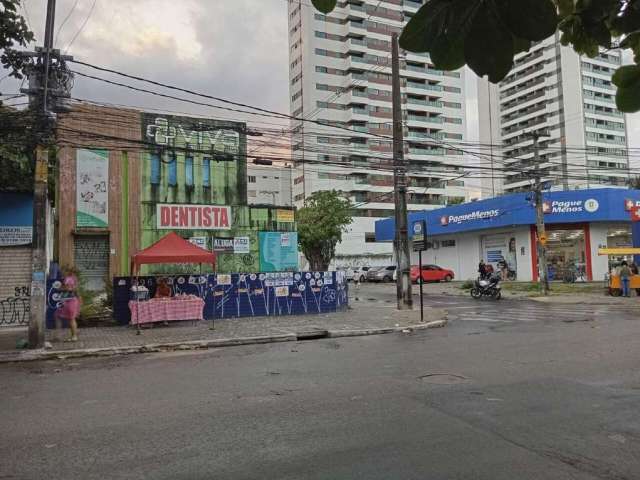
{"left": 478, "top": 260, "right": 488, "bottom": 279}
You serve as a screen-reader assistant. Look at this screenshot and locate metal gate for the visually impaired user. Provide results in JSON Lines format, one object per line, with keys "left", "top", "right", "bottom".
{"left": 0, "top": 246, "right": 31, "bottom": 326}
{"left": 74, "top": 235, "right": 109, "bottom": 291}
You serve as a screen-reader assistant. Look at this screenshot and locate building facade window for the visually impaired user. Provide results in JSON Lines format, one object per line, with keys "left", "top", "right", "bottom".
{"left": 150, "top": 153, "right": 161, "bottom": 185}
{"left": 202, "top": 157, "right": 211, "bottom": 187}
{"left": 248, "top": 175, "right": 256, "bottom": 183}
{"left": 168, "top": 155, "right": 177, "bottom": 187}
{"left": 185, "top": 156, "right": 194, "bottom": 187}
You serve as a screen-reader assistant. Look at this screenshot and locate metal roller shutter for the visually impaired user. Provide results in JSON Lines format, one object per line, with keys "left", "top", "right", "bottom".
{"left": 0, "top": 246, "right": 32, "bottom": 326}
{"left": 74, "top": 235, "right": 109, "bottom": 291}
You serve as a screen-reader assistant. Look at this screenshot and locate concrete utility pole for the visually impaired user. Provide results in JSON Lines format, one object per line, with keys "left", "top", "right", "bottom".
{"left": 22, "top": 0, "right": 73, "bottom": 347}
{"left": 391, "top": 33, "right": 412, "bottom": 310}
{"left": 26, "top": 0, "right": 57, "bottom": 348}
{"left": 532, "top": 131, "right": 550, "bottom": 296}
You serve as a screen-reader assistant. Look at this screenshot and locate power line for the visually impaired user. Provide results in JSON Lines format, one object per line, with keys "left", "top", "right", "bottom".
{"left": 54, "top": 0, "right": 80, "bottom": 45}
{"left": 64, "top": 0, "right": 98, "bottom": 53}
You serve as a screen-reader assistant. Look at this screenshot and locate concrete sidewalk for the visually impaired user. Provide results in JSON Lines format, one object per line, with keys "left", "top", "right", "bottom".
{"left": 0, "top": 302, "right": 446, "bottom": 362}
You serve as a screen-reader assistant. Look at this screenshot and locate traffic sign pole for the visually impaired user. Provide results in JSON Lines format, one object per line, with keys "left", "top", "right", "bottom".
{"left": 419, "top": 249, "right": 423, "bottom": 323}
{"left": 412, "top": 220, "right": 427, "bottom": 322}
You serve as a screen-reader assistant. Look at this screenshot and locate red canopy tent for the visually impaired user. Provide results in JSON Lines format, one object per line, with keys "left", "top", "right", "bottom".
{"left": 130, "top": 232, "right": 216, "bottom": 333}
{"left": 131, "top": 232, "right": 216, "bottom": 273}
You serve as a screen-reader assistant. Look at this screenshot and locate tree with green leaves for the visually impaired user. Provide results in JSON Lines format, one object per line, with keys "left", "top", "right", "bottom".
{"left": 311, "top": 0, "right": 640, "bottom": 113}
{"left": 297, "top": 190, "right": 353, "bottom": 271}
{"left": 0, "top": 0, "right": 34, "bottom": 80}
{"left": 0, "top": 105, "right": 36, "bottom": 192}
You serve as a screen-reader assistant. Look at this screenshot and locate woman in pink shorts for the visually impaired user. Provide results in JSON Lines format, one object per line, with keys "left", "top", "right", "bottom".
{"left": 55, "top": 267, "right": 81, "bottom": 342}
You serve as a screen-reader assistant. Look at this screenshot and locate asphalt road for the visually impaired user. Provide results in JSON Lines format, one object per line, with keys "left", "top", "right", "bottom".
{"left": 2, "top": 292, "right": 640, "bottom": 480}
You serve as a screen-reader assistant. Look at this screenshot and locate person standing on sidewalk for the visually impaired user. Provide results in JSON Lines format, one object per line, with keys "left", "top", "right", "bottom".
{"left": 55, "top": 266, "right": 81, "bottom": 342}
{"left": 631, "top": 262, "right": 640, "bottom": 296}
{"left": 497, "top": 256, "right": 508, "bottom": 281}
{"left": 619, "top": 261, "right": 632, "bottom": 298}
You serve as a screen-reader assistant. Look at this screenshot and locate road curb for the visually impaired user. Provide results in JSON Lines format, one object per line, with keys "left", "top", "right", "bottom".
{"left": 329, "top": 318, "right": 448, "bottom": 338}
{"left": 0, "top": 334, "right": 297, "bottom": 364}
{"left": 0, "top": 319, "right": 448, "bottom": 364}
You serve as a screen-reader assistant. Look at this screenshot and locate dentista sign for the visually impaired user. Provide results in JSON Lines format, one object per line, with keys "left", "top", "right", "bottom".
{"left": 440, "top": 209, "right": 500, "bottom": 226}
{"left": 157, "top": 204, "right": 232, "bottom": 230}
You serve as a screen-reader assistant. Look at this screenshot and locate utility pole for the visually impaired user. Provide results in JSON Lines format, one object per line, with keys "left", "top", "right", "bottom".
{"left": 391, "top": 33, "right": 412, "bottom": 310}
{"left": 22, "top": 0, "right": 72, "bottom": 347}
{"left": 532, "top": 131, "right": 550, "bottom": 296}
{"left": 25, "top": 0, "right": 56, "bottom": 348}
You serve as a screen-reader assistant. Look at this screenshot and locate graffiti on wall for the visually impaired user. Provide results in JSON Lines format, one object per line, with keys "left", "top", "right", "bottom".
{"left": 111, "top": 271, "right": 348, "bottom": 325}
{"left": 0, "top": 286, "right": 30, "bottom": 326}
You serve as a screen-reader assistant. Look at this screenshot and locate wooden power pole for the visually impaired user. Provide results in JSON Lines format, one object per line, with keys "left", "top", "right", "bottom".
{"left": 391, "top": 33, "right": 412, "bottom": 310}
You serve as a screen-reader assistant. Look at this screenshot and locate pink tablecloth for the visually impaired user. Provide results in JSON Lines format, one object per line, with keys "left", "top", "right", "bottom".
{"left": 129, "top": 297, "right": 205, "bottom": 325}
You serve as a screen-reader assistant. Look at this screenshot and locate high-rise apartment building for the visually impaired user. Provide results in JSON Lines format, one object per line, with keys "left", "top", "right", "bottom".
{"left": 287, "top": 0, "right": 469, "bottom": 267}
{"left": 479, "top": 34, "right": 629, "bottom": 196}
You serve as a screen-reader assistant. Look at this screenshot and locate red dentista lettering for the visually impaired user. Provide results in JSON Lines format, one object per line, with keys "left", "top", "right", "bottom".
{"left": 220, "top": 208, "right": 229, "bottom": 228}
{"left": 160, "top": 206, "right": 170, "bottom": 226}
{"left": 171, "top": 207, "right": 178, "bottom": 226}
{"left": 202, "top": 207, "right": 212, "bottom": 227}
{"left": 212, "top": 207, "right": 219, "bottom": 227}
{"left": 179, "top": 207, "right": 188, "bottom": 227}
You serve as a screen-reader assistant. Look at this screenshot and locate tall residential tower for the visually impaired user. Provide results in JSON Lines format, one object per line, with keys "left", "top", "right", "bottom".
{"left": 479, "top": 34, "right": 629, "bottom": 196}
{"left": 287, "top": 0, "right": 470, "bottom": 267}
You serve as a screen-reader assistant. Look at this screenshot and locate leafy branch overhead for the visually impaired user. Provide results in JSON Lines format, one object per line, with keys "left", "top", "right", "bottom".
{"left": 0, "top": 0, "right": 34, "bottom": 80}
{"left": 313, "top": 0, "right": 640, "bottom": 112}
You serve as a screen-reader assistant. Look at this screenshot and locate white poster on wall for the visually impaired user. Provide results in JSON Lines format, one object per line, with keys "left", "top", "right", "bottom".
{"left": 0, "top": 226, "right": 32, "bottom": 246}
{"left": 189, "top": 237, "right": 207, "bottom": 249}
{"left": 76, "top": 149, "right": 109, "bottom": 228}
{"left": 233, "top": 236, "right": 250, "bottom": 254}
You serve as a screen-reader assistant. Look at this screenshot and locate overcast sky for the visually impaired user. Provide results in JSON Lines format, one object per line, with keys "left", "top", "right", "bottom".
{"left": 2, "top": 0, "right": 638, "bottom": 176}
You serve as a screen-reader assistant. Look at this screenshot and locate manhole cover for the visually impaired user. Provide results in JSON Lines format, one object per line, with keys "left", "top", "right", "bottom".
{"left": 417, "top": 373, "right": 469, "bottom": 385}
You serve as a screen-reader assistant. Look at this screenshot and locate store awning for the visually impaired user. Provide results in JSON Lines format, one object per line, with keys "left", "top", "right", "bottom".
{"left": 131, "top": 232, "right": 216, "bottom": 272}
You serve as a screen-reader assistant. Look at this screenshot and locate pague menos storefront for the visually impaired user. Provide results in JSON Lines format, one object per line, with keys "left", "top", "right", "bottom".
{"left": 375, "top": 188, "right": 640, "bottom": 282}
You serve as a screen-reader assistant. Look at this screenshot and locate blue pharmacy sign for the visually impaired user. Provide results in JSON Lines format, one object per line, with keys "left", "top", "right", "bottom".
{"left": 376, "top": 188, "right": 640, "bottom": 241}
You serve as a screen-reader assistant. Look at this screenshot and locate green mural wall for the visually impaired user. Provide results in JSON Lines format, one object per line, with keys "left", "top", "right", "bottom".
{"left": 136, "top": 112, "right": 295, "bottom": 274}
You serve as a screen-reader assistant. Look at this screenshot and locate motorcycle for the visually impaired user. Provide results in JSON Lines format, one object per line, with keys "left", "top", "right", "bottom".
{"left": 470, "top": 273, "right": 502, "bottom": 300}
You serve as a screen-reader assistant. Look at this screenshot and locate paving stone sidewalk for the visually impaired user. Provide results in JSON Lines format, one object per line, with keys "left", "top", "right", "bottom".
{"left": 0, "top": 301, "right": 446, "bottom": 357}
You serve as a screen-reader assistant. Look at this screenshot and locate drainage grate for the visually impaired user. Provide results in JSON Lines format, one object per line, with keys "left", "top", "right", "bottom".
{"left": 296, "top": 330, "right": 329, "bottom": 340}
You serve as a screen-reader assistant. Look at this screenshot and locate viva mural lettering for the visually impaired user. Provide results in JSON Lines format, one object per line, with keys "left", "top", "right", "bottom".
{"left": 156, "top": 204, "right": 231, "bottom": 230}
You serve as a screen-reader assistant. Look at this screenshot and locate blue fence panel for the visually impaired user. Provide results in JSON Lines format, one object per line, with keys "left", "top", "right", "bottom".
{"left": 112, "top": 271, "right": 349, "bottom": 324}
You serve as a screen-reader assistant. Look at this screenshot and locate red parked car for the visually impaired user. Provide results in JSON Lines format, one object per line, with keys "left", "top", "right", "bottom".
{"left": 410, "top": 264, "right": 455, "bottom": 283}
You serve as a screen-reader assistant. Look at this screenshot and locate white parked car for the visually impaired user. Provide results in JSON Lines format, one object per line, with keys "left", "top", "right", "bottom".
{"left": 336, "top": 267, "right": 355, "bottom": 281}
{"left": 353, "top": 266, "right": 372, "bottom": 283}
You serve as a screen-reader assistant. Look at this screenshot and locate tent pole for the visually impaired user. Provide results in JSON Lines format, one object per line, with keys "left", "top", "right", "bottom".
{"left": 135, "top": 268, "right": 141, "bottom": 335}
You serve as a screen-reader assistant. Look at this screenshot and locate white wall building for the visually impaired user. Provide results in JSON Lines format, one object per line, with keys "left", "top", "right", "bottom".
{"left": 287, "top": 0, "right": 471, "bottom": 268}
{"left": 247, "top": 163, "right": 293, "bottom": 206}
{"left": 478, "top": 34, "right": 630, "bottom": 196}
